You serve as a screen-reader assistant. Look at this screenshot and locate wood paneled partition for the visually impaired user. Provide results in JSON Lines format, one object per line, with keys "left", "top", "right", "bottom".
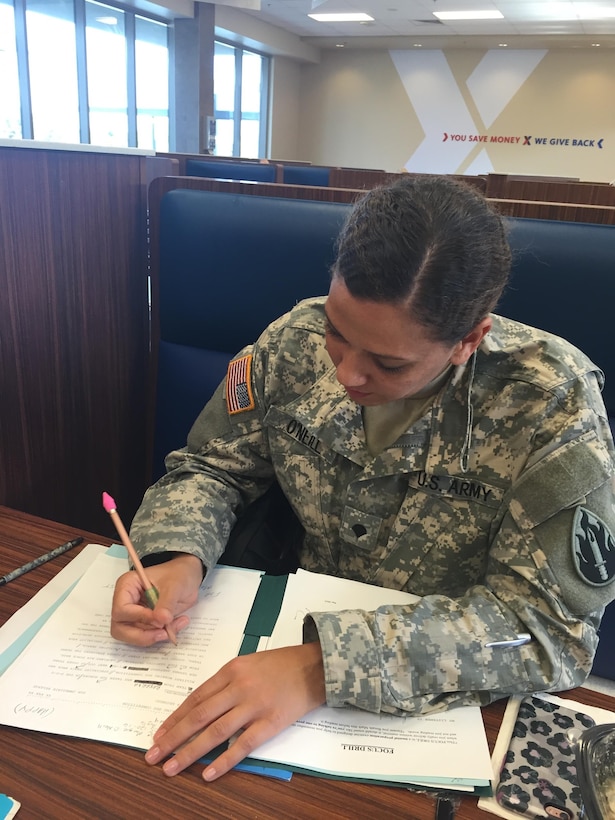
{"left": 490, "top": 197, "right": 615, "bottom": 224}
{"left": 0, "top": 145, "right": 171, "bottom": 537}
{"left": 485, "top": 174, "right": 615, "bottom": 205}
{"left": 328, "top": 168, "right": 487, "bottom": 192}
{"left": 148, "top": 174, "right": 364, "bottom": 204}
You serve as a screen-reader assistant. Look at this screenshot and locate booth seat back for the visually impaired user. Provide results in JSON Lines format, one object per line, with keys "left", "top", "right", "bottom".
{"left": 152, "top": 188, "right": 350, "bottom": 479}
{"left": 154, "top": 202, "right": 615, "bottom": 464}
{"left": 151, "top": 187, "right": 615, "bottom": 678}
{"left": 497, "top": 217, "right": 615, "bottom": 681}
{"left": 185, "top": 159, "right": 277, "bottom": 183}
{"left": 282, "top": 165, "right": 331, "bottom": 187}
{"left": 498, "top": 218, "right": 615, "bottom": 421}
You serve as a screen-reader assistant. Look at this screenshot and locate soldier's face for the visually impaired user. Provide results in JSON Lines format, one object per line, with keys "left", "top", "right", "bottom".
{"left": 324, "top": 277, "right": 483, "bottom": 406}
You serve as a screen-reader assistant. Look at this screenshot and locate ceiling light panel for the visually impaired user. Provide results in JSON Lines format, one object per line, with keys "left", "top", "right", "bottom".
{"left": 244, "top": 1, "right": 615, "bottom": 46}
{"left": 433, "top": 11, "right": 505, "bottom": 21}
{"left": 575, "top": 3, "right": 615, "bottom": 19}
{"left": 308, "top": 13, "right": 375, "bottom": 22}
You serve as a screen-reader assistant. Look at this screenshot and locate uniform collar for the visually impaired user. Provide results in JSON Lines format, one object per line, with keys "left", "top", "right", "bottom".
{"left": 285, "top": 365, "right": 369, "bottom": 466}
{"left": 269, "top": 356, "right": 476, "bottom": 474}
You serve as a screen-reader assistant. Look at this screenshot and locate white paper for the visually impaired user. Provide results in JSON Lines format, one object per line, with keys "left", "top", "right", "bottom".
{"left": 0, "top": 543, "right": 108, "bottom": 672}
{"left": 265, "top": 568, "right": 420, "bottom": 650}
{"left": 0, "top": 553, "right": 263, "bottom": 750}
{"left": 251, "top": 701, "right": 492, "bottom": 786}
{"left": 254, "top": 569, "right": 493, "bottom": 787}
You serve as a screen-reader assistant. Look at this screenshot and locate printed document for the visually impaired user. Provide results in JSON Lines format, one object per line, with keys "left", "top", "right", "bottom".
{"left": 256, "top": 570, "right": 493, "bottom": 786}
{"left": 0, "top": 554, "right": 261, "bottom": 748}
{"left": 0, "top": 552, "right": 492, "bottom": 788}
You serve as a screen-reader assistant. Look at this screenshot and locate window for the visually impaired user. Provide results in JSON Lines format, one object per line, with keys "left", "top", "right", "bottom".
{"left": 214, "top": 40, "right": 268, "bottom": 158}
{"left": 27, "top": 0, "right": 80, "bottom": 142}
{"left": 0, "top": 0, "right": 21, "bottom": 138}
{"left": 135, "top": 15, "right": 169, "bottom": 151}
{"left": 214, "top": 41, "right": 235, "bottom": 156}
{"left": 0, "top": 3, "right": 269, "bottom": 155}
{"left": 240, "top": 50, "right": 265, "bottom": 158}
{"left": 0, "top": 0, "right": 169, "bottom": 149}
{"left": 85, "top": 2, "right": 128, "bottom": 147}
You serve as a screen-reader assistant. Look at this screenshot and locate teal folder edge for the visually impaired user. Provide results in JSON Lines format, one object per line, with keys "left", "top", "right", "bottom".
{"left": 236, "top": 757, "right": 491, "bottom": 797}
{"left": 233, "top": 572, "right": 294, "bottom": 780}
{"left": 199, "top": 747, "right": 489, "bottom": 794}
{"left": 239, "top": 572, "right": 289, "bottom": 654}
{"left": 0, "top": 588, "right": 77, "bottom": 676}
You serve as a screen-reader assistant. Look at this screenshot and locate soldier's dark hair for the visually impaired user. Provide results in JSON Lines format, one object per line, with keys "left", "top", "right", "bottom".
{"left": 333, "top": 175, "right": 512, "bottom": 344}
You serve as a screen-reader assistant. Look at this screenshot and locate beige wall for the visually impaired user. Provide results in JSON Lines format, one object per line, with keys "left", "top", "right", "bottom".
{"left": 291, "top": 47, "right": 615, "bottom": 182}
{"left": 297, "top": 49, "right": 418, "bottom": 171}
{"left": 269, "top": 56, "right": 302, "bottom": 160}
{"left": 293, "top": 49, "right": 429, "bottom": 168}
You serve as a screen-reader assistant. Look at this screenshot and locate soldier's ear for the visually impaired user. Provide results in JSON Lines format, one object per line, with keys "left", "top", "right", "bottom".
{"left": 450, "top": 317, "right": 492, "bottom": 366}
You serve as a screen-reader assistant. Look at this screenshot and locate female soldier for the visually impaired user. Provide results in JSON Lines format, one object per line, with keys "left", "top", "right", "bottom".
{"left": 111, "top": 175, "right": 615, "bottom": 782}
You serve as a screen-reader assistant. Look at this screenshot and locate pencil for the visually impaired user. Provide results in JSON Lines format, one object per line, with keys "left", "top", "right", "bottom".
{"left": 0, "top": 536, "right": 84, "bottom": 586}
{"left": 102, "top": 492, "right": 177, "bottom": 645}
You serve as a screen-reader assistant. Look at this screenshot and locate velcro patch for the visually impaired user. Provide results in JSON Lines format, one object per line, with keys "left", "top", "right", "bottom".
{"left": 226, "top": 355, "right": 255, "bottom": 415}
{"left": 572, "top": 506, "right": 615, "bottom": 586}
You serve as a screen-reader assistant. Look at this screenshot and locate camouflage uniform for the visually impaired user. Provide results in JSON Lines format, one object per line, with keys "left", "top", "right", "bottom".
{"left": 131, "top": 298, "right": 615, "bottom": 717}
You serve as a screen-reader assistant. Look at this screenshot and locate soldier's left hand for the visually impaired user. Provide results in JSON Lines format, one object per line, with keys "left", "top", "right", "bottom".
{"left": 144, "top": 642, "right": 326, "bottom": 780}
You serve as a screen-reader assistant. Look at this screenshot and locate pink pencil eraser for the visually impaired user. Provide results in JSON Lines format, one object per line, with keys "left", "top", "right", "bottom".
{"left": 102, "top": 491, "right": 116, "bottom": 513}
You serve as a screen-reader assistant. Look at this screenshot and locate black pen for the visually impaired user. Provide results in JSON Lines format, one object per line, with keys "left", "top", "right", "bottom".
{"left": 435, "top": 796, "right": 456, "bottom": 820}
{"left": 0, "top": 537, "right": 84, "bottom": 586}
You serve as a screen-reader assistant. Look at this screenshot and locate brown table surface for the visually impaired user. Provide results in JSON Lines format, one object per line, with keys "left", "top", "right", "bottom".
{"left": 0, "top": 504, "right": 613, "bottom": 820}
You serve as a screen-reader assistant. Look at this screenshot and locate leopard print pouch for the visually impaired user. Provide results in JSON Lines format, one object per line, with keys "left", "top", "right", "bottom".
{"left": 496, "top": 695, "right": 596, "bottom": 819}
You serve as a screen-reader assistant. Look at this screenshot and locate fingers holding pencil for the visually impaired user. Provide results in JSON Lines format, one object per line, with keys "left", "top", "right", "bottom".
{"left": 111, "top": 570, "right": 171, "bottom": 643}
{"left": 103, "top": 491, "right": 180, "bottom": 646}
{"left": 111, "top": 568, "right": 192, "bottom": 646}
{"left": 111, "top": 557, "right": 201, "bottom": 646}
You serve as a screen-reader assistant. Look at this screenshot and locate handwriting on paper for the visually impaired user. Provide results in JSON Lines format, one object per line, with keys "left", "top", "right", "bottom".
{"left": 0, "top": 556, "right": 263, "bottom": 750}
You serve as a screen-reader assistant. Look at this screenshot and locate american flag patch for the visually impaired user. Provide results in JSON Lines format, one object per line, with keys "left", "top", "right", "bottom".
{"left": 226, "top": 354, "right": 255, "bottom": 414}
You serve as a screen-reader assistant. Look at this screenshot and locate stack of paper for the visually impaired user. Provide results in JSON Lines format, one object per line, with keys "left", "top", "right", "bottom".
{"left": 0, "top": 548, "right": 494, "bottom": 794}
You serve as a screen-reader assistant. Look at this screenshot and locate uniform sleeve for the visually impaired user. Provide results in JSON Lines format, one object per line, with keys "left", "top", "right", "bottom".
{"left": 129, "top": 342, "right": 276, "bottom": 572}
{"left": 307, "top": 401, "right": 615, "bottom": 717}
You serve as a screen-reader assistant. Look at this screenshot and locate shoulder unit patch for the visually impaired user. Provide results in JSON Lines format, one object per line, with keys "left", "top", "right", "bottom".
{"left": 572, "top": 506, "right": 615, "bottom": 586}
{"left": 226, "top": 354, "right": 255, "bottom": 415}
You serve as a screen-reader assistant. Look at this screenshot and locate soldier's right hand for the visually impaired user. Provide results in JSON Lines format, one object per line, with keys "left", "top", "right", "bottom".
{"left": 110, "top": 553, "right": 203, "bottom": 646}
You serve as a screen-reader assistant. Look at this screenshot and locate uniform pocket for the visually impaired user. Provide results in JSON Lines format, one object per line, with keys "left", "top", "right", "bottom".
{"left": 374, "top": 487, "right": 499, "bottom": 596}
{"left": 339, "top": 506, "right": 382, "bottom": 551}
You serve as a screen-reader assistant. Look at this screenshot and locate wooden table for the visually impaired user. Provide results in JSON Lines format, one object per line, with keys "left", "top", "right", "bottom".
{"left": 0, "top": 505, "right": 612, "bottom": 820}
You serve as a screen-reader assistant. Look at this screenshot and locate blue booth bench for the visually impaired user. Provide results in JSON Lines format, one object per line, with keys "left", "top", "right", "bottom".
{"left": 183, "top": 158, "right": 334, "bottom": 187}
{"left": 185, "top": 158, "right": 278, "bottom": 183}
{"left": 147, "top": 175, "right": 615, "bottom": 679}
{"left": 282, "top": 165, "right": 331, "bottom": 186}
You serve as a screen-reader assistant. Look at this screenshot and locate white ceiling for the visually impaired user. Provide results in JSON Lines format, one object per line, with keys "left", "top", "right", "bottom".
{"left": 238, "top": 0, "right": 615, "bottom": 49}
